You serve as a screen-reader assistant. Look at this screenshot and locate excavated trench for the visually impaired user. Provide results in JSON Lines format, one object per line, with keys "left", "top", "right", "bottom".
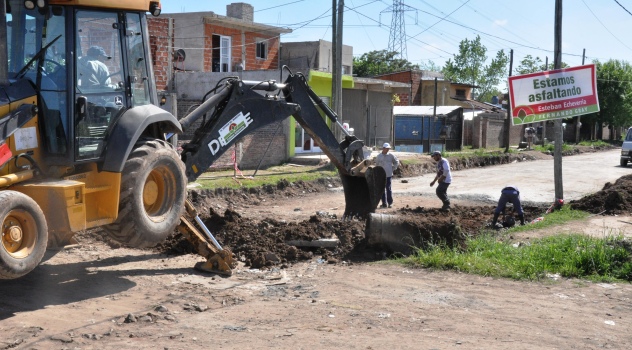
{"left": 152, "top": 150, "right": 632, "bottom": 270}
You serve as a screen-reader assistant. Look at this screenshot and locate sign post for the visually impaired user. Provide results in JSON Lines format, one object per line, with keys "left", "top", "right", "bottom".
{"left": 508, "top": 63, "right": 600, "bottom": 206}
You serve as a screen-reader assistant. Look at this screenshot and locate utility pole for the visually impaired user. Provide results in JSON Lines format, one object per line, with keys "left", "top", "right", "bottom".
{"left": 336, "top": 0, "right": 343, "bottom": 118}
{"left": 331, "top": 0, "right": 344, "bottom": 140}
{"left": 553, "top": 0, "right": 564, "bottom": 202}
{"left": 329, "top": 0, "right": 338, "bottom": 113}
{"left": 542, "top": 56, "right": 548, "bottom": 144}
{"left": 504, "top": 49, "right": 513, "bottom": 153}
{"left": 575, "top": 48, "right": 586, "bottom": 143}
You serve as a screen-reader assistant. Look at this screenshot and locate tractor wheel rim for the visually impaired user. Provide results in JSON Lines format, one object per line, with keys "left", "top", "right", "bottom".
{"left": 1, "top": 213, "right": 36, "bottom": 258}
{"left": 143, "top": 166, "right": 169, "bottom": 216}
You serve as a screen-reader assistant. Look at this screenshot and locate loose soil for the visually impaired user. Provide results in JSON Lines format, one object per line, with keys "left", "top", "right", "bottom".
{"left": 2, "top": 145, "right": 631, "bottom": 350}
{"left": 152, "top": 147, "right": 619, "bottom": 271}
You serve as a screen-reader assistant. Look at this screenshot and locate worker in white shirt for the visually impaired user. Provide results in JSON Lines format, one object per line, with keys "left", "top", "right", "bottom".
{"left": 375, "top": 143, "right": 399, "bottom": 208}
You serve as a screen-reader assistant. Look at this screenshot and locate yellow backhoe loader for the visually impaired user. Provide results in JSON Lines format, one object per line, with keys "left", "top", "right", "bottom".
{"left": 0, "top": 0, "right": 385, "bottom": 280}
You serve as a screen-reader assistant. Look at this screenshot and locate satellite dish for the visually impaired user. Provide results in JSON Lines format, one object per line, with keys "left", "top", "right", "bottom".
{"left": 172, "top": 49, "right": 186, "bottom": 62}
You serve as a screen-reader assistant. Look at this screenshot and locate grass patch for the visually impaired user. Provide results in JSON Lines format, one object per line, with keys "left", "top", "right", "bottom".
{"left": 193, "top": 164, "right": 338, "bottom": 190}
{"left": 402, "top": 206, "right": 631, "bottom": 281}
{"left": 404, "top": 233, "right": 632, "bottom": 281}
{"left": 578, "top": 140, "right": 612, "bottom": 147}
{"left": 504, "top": 205, "right": 590, "bottom": 233}
{"left": 534, "top": 143, "right": 574, "bottom": 153}
{"left": 444, "top": 148, "right": 516, "bottom": 159}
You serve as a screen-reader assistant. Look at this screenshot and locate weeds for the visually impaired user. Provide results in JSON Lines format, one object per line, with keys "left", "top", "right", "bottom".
{"left": 404, "top": 233, "right": 632, "bottom": 281}
{"left": 195, "top": 164, "right": 338, "bottom": 190}
{"left": 578, "top": 140, "right": 612, "bottom": 147}
{"left": 403, "top": 206, "right": 631, "bottom": 282}
{"left": 534, "top": 143, "right": 574, "bottom": 153}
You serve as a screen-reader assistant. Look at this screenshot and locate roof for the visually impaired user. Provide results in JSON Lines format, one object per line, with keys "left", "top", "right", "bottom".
{"left": 203, "top": 13, "right": 292, "bottom": 34}
{"left": 451, "top": 82, "right": 480, "bottom": 88}
{"left": 163, "top": 11, "right": 292, "bottom": 35}
{"left": 393, "top": 106, "right": 462, "bottom": 116}
{"left": 353, "top": 76, "right": 410, "bottom": 94}
{"left": 373, "top": 69, "right": 445, "bottom": 81}
{"left": 451, "top": 96, "right": 505, "bottom": 113}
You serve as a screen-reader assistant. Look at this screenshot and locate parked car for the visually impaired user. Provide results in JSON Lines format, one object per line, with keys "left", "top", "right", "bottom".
{"left": 622, "top": 127, "right": 632, "bottom": 167}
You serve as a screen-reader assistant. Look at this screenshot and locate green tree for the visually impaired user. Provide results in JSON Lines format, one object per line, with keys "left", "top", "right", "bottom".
{"left": 353, "top": 50, "right": 420, "bottom": 77}
{"left": 515, "top": 54, "right": 569, "bottom": 75}
{"left": 441, "top": 35, "right": 509, "bottom": 103}
{"left": 582, "top": 59, "right": 632, "bottom": 134}
{"left": 419, "top": 59, "right": 441, "bottom": 72}
{"left": 515, "top": 55, "right": 546, "bottom": 75}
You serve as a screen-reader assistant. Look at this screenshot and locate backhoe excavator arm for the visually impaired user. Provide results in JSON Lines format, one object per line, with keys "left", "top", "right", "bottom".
{"left": 175, "top": 72, "right": 386, "bottom": 275}
{"left": 179, "top": 72, "right": 385, "bottom": 217}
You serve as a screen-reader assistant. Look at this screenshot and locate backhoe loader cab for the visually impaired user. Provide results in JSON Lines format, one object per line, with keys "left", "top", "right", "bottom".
{"left": 0, "top": 0, "right": 385, "bottom": 280}
{"left": 0, "top": 0, "right": 186, "bottom": 279}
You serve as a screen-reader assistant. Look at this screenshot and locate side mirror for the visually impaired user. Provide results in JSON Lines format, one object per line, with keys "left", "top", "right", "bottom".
{"left": 76, "top": 96, "right": 87, "bottom": 122}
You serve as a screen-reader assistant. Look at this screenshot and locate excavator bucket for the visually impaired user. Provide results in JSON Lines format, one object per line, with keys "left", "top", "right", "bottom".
{"left": 341, "top": 165, "right": 386, "bottom": 219}
{"left": 194, "top": 249, "right": 235, "bottom": 276}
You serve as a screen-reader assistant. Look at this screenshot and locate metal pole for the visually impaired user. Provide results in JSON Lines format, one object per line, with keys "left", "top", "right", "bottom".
{"left": 553, "top": 0, "right": 564, "bottom": 202}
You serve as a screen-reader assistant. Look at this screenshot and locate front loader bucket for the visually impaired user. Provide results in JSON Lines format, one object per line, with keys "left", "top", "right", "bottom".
{"left": 341, "top": 166, "right": 386, "bottom": 219}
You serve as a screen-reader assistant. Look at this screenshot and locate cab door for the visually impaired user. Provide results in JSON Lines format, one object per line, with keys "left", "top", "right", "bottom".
{"left": 74, "top": 10, "right": 127, "bottom": 160}
{"left": 124, "top": 12, "right": 151, "bottom": 107}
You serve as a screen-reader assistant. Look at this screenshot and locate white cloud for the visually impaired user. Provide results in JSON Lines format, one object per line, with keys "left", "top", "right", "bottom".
{"left": 494, "top": 19, "right": 508, "bottom": 27}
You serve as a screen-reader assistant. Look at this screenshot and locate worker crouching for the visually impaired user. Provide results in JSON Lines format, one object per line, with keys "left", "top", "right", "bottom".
{"left": 492, "top": 186, "right": 525, "bottom": 228}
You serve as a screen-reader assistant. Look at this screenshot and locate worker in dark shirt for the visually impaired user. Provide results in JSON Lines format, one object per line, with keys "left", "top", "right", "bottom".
{"left": 492, "top": 185, "right": 524, "bottom": 227}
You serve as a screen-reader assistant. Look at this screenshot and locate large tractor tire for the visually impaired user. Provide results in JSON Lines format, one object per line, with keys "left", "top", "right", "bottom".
{"left": 0, "top": 191, "right": 48, "bottom": 279}
{"left": 103, "top": 139, "right": 186, "bottom": 248}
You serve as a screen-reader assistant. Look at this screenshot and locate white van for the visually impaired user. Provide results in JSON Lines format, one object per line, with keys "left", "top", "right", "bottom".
{"left": 622, "top": 127, "right": 632, "bottom": 167}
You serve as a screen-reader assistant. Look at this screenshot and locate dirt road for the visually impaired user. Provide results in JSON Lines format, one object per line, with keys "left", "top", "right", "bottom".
{"left": 1, "top": 149, "right": 631, "bottom": 349}
{"left": 392, "top": 149, "right": 631, "bottom": 205}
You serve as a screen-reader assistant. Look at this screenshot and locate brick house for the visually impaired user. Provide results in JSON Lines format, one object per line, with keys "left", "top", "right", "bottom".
{"left": 146, "top": 4, "right": 296, "bottom": 170}
{"left": 147, "top": 16, "right": 174, "bottom": 91}
{"left": 158, "top": 3, "right": 291, "bottom": 74}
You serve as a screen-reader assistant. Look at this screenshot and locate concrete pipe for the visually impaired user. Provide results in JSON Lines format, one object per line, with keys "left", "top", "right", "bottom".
{"left": 365, "top": 213, "right": 422, "bottom": 255}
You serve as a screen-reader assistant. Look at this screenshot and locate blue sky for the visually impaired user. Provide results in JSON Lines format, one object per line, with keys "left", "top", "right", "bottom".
{"left": 160, "top": 0, "right": 632, "bottom": 70}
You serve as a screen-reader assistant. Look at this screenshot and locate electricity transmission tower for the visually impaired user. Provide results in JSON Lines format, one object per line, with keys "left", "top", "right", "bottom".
{"left": 380, "top": 0, "right": 417, "bottom": 60}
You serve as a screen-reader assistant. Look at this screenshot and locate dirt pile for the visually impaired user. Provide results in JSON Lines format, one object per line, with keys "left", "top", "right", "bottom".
{"left": 570, "top": 174, "right": 632, "bottom": 215}
{"left": 395, "top": 150, "right": 550, "bottom": 178}
{"left": 152, "top": 147, "right": 619, "bottom": 270}
{"left": 156, "top": 201, "right": 549, "bottom": 270}
{"left": 158, "top": 210, "right": 366, "bottom": 268}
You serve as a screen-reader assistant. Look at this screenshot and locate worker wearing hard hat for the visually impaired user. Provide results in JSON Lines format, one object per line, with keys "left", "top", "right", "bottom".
{"left": 375, "top": 143, "right": 399, "bottom": 208}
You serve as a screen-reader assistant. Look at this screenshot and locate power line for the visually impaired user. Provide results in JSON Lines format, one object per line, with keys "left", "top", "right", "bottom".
{"left": 613, "top": 0, "right": 632, "bottom": 16}
{"left": 581, "top": 0, "right": 632, "bottom": 52}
